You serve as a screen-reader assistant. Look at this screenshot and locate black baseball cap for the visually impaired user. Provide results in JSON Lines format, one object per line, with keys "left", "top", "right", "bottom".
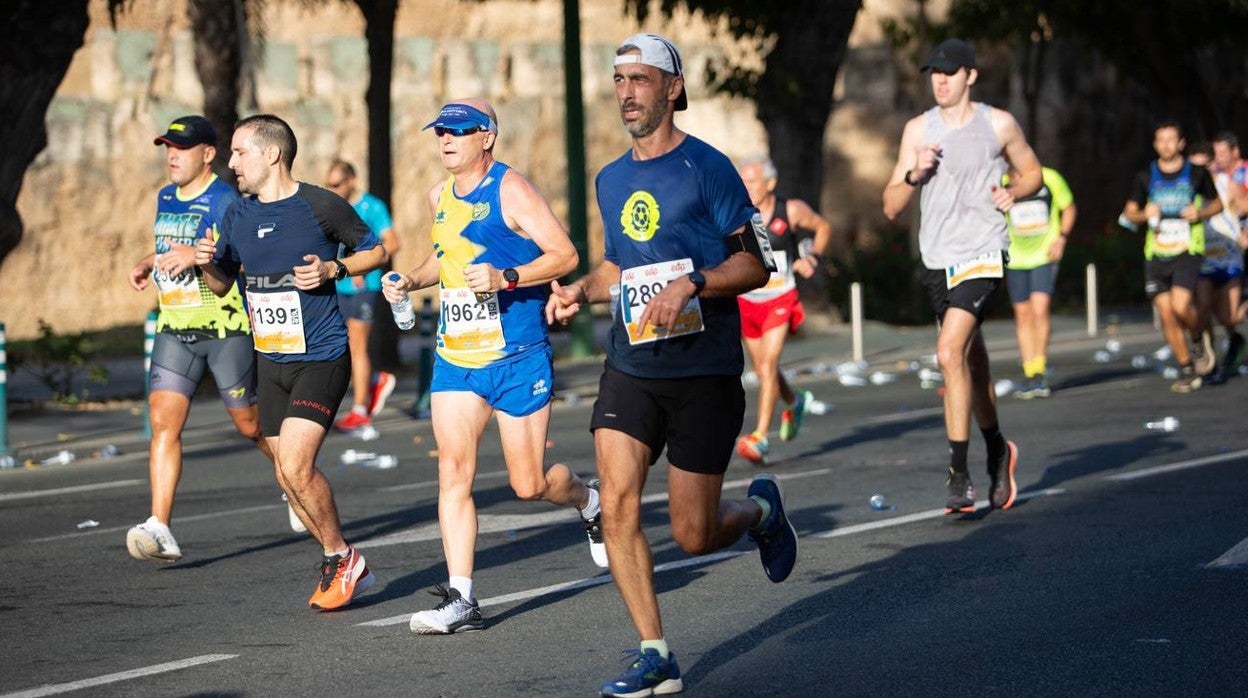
{"left": 921, "top": 38, "right": 976, "bottom": 73}
{"left": 153, "top": 115, "right": 217, "bottom": 148}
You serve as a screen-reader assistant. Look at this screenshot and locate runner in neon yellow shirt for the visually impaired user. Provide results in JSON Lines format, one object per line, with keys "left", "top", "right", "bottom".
{"left": 1004, "top": 166, "right": 1076, "bottom": 398}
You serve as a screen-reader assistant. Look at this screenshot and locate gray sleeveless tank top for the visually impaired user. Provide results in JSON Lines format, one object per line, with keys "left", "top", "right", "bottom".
{"left": 917, "top": 103, "right": 1008, "bottom": 269}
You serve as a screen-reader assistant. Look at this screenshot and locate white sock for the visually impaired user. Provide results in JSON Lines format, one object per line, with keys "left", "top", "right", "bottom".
{"left": 326, "top": 547, "right": 349, "bottom": 558}
{"left": 580, "top": 484, "right": 601, "bottom": 520}
{"left": 449, "top": 576, "right": 473, "bottom": 602}
{"left": 351, "top": 404, "right": 367, "bottom": 416}
{"left": 640, "top": 638, "right": 670, "bottom": 658}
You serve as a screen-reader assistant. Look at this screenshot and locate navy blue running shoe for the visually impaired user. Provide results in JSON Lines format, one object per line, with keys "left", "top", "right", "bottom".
{"left": 600, "top": 648, "right": 683, "bottom": 697}
{"left": 746, "top": 474, "right": 798, "bottom": 583}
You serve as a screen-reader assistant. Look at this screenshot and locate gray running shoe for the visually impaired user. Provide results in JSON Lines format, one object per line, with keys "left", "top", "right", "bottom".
{"left": 583, "top": 478, "right": 608, "bottom": 568}
{"left": 1192, "top": 331, "right": 1216, "bottom": 377}
{"left": 409, "top": 584, "right": 484, "bottom": 635}
{"left": 945, "top": 469, "right": 976, "bottom": 514}
{"left": 1012, "top": 377, "right": 1037, "bottom": 400}
{"left": 126, "top": 516, "right": 182, "bottom": 562}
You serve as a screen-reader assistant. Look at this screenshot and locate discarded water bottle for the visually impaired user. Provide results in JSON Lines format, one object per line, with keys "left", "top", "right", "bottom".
{"left": 340, "top": 449, "right": 378, "bottom": 465}
{"left": 838, "top": 373, "right": 868, "bottom": 387}
{"left": 41, "top": 450, "right": 75, "bottom": 466}
{"left": 364, "top": 454, "right": 398, "bottom": 469}
{"left": 835, "top": 360, "right": 868, "bottom": 376}
{"left": 0, "top": 455, "right": 15, "bottom": 469}
{"left": 1161, "top": 366, "right": 1180, "bottom": 380}
{"left": 351, "top": 424, "right": 379, "bottom": 441}
{"left": 75, "top": 519, "right": 100, "bottom": 530}
{"left": 1130, "top": 355, "right": 1150, "bottom": 370}
{"left": 805, "top": 398, "right": 831, "bottom": 416}
{"left": 100, "top": 444, "right": 119, "bottom": 458}
{"left": 869, "top": 371, "right": 897, "bottom": 385}
{"left": 1093, "top": 350, "right": 1113, "bottom": 363}
{"left": 994, "top": 379, "right": 1015, "bottom": 397}
{"left": 1153, "top": 345, "right": 1173, "bottom": 361}
{"left": 869, "top": 494, "right": 894, "bottom": 511}
{"left": 1144, "top": 416, "right": 1180, "bottom": 433}
{"left": 387, "top": 273, "right": 416, "bottom": 330}
{"left": 1106, "top": 338, "right": 1122, "bottom": 353}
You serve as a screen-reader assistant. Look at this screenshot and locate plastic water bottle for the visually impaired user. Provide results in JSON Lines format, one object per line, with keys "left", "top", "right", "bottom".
{"left": 993, "top": 379, "right": 1015, "bottom": 397}
{"left": 869, "top": 494, "right": 892, "bottom": 511}
{"left": 1144, "top": 416, "right": 1180, "bottom": 433}
{"left": 340, "top": 449, "right": 377, "bottom": 465}
{"left": 352, "top": 424, "right": 379, "bottom": 441}
{"left": 0, "top": 455, "right": 15, "bottom": 469}
{"left": 806, "top": 398, "right": 831, "bottom": 416}
{"left": 387, "top": 272, "right": 415, "bottom": 330}
{"left": 363, "top": 454, "right": 398, "bottom": 469}
{"left": 869, "top": 371, "right": 897, "bottom": 385}
{"left": 41, "top": 450, "right": 75, "bottom": 466}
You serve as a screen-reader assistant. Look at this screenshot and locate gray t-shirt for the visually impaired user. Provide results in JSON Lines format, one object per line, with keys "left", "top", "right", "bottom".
{"left": 917, "top": 103, "right": 1008, "bottom": 269}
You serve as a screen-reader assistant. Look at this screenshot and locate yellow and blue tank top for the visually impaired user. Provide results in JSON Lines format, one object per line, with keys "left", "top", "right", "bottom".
{"left": 432, "top": 161, "right": 547, "bottom": 368}
{"left": 152, "top": 175, "right": 250, "bottom": 338}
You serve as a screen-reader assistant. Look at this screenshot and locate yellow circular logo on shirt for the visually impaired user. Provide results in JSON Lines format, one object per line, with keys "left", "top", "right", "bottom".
{"left": 620, "top": 191, "right": 660, "bottom": 242}
{"left": 471, "top": 202, "right": 491, "bottom": 221}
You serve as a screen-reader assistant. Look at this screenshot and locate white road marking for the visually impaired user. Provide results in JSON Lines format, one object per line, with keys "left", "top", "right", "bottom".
{"left": 0, "top": 479, "right": 145, "bottom": 502}
{"left": 1207, "top": 535, "right": 1248, "bottom": 569}
{"left": 1104, "top": 449, "right": 1248, "bottom": 481}
{"left": 814, "top": 488, "right": 1066, "bottom": 539}
{"left": 0, "top": 654, "right": 237, "bottom": 698}
{"left": 26, "top": 504, "right": 283, "bottom": 544}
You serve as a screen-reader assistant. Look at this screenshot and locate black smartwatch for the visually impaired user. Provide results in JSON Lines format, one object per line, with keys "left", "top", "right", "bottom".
{"left": 903, "top": 169, "right": 919, "bottom": 186}
{"left": 331, "top": 259, "right": 348, "bottom": 281}
{"left": 502, "top": 267, "right": 520, "bottom": 291}
{"left": 686, "top": 270, "right": 707, "bottom": 297}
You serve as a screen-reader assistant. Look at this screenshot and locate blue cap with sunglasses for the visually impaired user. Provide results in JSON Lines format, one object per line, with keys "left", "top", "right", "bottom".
{"left": 422, "top": 103, "right": 498, "bottom": 135}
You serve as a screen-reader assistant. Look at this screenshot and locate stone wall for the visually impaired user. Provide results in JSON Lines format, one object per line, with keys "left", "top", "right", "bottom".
{"left": 2, "top": 0, "right": 926, "bottom": 339}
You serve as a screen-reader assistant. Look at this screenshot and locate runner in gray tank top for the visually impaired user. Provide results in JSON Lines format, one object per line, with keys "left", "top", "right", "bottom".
{"left": 882, "top": 38, "right": 1042, "bottom": 515}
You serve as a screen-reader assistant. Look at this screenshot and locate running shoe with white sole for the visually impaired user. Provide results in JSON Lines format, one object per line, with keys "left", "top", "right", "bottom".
{"left": 583, "top": 478, "right": 609, "bottom": 568}
{"left": 307, "top": 546, "right": 374, "bottom": 611}
{"left": 409, "top": 584, "right": 484, "bottom": 634}
{"left": 600, "top": 648, "right": 683, "bottom": 697}
{"left": 126, "top": 516, "right": 182, "bottom": 562}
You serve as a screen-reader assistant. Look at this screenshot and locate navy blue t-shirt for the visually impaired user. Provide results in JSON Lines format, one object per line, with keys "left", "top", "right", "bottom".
{"left": 215, "top": 183, "right": 379, "bottom": 362}
{"left": 596, "top": 135, "right": 756, "bottom": 378}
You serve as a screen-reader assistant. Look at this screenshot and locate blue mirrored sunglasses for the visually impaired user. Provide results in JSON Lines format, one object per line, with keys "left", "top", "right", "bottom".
{"left": 434, "top": 126, "right": 485, "bottom": 137}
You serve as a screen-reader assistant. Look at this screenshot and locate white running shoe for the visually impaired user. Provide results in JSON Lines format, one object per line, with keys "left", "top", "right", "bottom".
{"left": 582, "top": 479, "right": 609, "bottom": 568}
{"left": 282, "top": 494, "right": 307, "bottom": 533}
{"left": 125, "top": 516, "right": 182, "bottom": 562}
{"left": 410, "top": 585, "right": 484, "bottom": 634}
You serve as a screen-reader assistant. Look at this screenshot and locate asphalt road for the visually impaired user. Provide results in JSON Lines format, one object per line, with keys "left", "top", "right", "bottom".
{"left": 2, "top": 335, "right": 1248, "bottom": 697}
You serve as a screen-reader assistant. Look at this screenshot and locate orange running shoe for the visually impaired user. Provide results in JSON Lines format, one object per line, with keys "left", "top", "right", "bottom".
{"left": 736, "top": 432, "right": 769, "bottom": 465}
{"left": 308, "top": 546, "right": 375, "bottom": 611}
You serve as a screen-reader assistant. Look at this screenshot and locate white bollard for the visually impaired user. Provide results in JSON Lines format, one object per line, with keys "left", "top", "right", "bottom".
{"left": 1086, "top": 263, "right": 1098, "bottom": 337}
{"left": 851, "top": 282, "right": 863, "bottom": 363}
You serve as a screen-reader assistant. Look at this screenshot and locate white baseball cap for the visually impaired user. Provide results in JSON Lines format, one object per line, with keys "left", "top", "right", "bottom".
{"left": 614, "top": 33, "right": 688, "bottom": 111}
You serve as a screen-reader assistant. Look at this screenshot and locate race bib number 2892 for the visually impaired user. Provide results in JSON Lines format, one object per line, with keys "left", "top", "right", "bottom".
{"left": 619, "top": 258, "right": 704, "bottom": 345}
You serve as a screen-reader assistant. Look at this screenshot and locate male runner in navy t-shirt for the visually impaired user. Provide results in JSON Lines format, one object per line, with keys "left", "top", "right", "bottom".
{"left": 545, "top": 33, "right": 799, "bottom": 697}
{"left": 195, "top": 114, "right": 387, "bottom": 612}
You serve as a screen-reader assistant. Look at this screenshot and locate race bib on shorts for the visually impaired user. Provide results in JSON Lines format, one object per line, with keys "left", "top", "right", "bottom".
{"left": 620, "top": 258, "right": 705, "bottom": 345}
{"left": 246, "top": 289, "right": 306, "bottom": 354}
{"left": 946, "top": 250, "right": 1005, "bottom": 290}
{"left": 153, "top": 256, "right": 202, "bottom": 309}
{"left": 438, "top": 287, "right": 504, "bottom": 352}
{"left": 1154, "top": 218, "right": 1192, "bottom": 255}
{"left": 1009, "top": 200, "right": 1050, "bottom": 236}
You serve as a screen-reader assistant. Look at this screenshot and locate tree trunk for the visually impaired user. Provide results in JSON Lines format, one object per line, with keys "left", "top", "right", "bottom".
{"left": 354, "top": 0, "right": 400, "bottom": 370}
{"left": 188, "top": 0, "right": 246, "bottom": 182}
{"left": 756, "top": 0, "right": 861, "bottom": 208}
{"left": 0, "top": 1, "right": 92, "bottom": 270}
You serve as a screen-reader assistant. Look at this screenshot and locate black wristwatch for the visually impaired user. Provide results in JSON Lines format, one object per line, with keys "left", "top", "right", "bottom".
{"left": 903, "top": 169, "right": 919, "bottom": 186}
{"left": 331, "top": 259, "right": 348, "bottom": 281}
{"left": 687, "top": 270, "right": 707, "bottom": 297}
{"left": 502, "top": 267, "right": 520, "bottom": 291}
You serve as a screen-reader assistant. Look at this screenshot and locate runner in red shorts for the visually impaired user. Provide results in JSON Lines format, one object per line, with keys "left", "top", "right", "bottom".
{"left": 734, "top": 156, "right": 832, "bottom": 464}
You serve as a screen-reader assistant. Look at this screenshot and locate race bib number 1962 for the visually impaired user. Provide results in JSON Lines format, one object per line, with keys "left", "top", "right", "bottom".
{"left": 620, "top": 258, "right": 705, "bottom": 345}
{"left": 438, "top": 287, "right": 504, "bottom": 352}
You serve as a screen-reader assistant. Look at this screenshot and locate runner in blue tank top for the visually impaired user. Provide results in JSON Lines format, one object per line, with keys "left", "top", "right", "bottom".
{"left": 545, "top": 33, "right": 799, "bottom": 697}
{"left": 383, "top": 99, "right": 606, "bottom": 636}
{"left": 194, "top": 114, "right": 387, "bottom": 612}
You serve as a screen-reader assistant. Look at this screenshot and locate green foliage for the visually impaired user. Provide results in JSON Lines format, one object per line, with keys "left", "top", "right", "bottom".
{"left": 8, "top": 320, "right": 112, "bottom": 404}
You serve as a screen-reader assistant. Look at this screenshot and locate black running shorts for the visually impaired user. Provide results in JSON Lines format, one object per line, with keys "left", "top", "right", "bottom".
{"left": 256, "top": 352, "right": 351, "bottom": 434}
{"left": 919, "top": 267, "right": 1000, "bottom": 324}
{"left": 1144, "top": 253, "right": 1201, "bottom": 298}
{"left": 589, "top": 362, "right": 745, "bottom": 475}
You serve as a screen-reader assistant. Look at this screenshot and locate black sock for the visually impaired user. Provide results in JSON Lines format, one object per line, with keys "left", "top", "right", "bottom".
{"left": 981, "top": 425, "right": 1006, "bottom": 463}
{"left": 949, "top": 440, "right": 969, "bottom": 474}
